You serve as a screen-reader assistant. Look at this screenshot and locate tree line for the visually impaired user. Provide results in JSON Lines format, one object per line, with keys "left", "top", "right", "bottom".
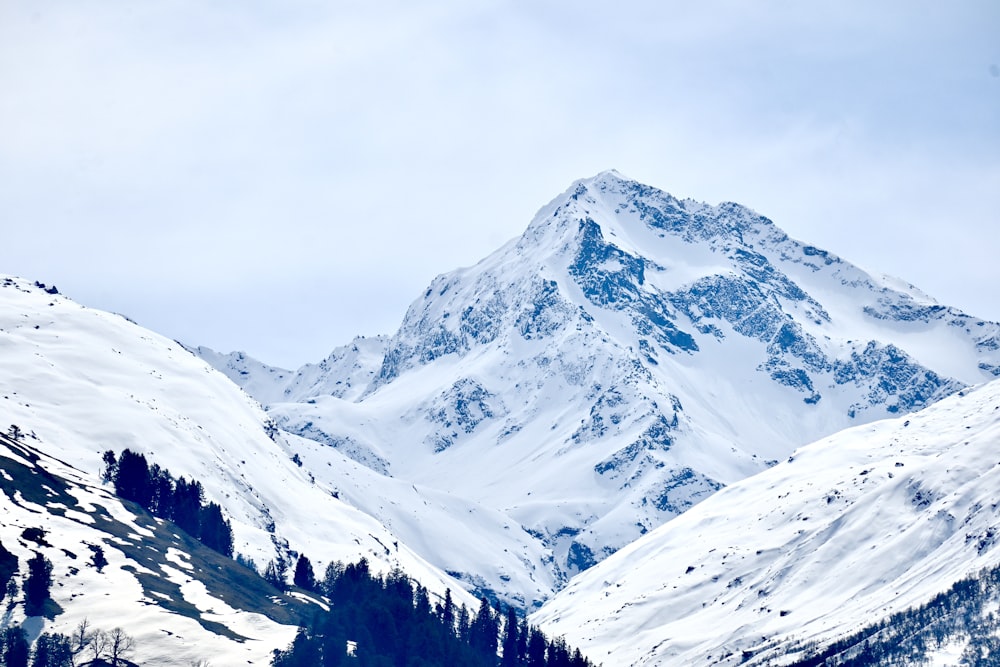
{"left": 271, "top": 557, "right": 597, "bottom": 667}
{"left": 102, "top": 449, "right": 233, "bottom": 557}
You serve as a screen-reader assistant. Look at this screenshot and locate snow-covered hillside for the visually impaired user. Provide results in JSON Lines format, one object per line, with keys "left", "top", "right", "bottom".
{"left": 205, "top": 171, "right": 1000, "bottom": 606}
{"left": 0, "top": 430, "right": 301, "bottom": 665}
{"left": 0, "top": 276, "right": 472, "bottom": 664}
{"left": 532, "top": 378, "right": 1000, "bottom": 666}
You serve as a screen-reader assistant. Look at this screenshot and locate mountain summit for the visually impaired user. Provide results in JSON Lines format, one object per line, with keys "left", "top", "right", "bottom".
{"left": 208, "top": 172, "right": 1000, "bottom": 605}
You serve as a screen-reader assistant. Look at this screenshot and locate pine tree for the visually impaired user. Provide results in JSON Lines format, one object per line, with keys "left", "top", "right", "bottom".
{"left": 100, "top": 450, "right": 117, "bottom": 484}
{"left": 546, "top": 636, "right": 570, "bottom": 667}
{"left": 440, "top": 588, "right": 456, "bottom": 636}
{"left": 2, "top": 626, "right": 30, "bottom": 667}
{"left": 502, "top": 606, "right": 520, "bottom": 667}
{"left": 293, "top": 554, "right": 316, "bottom": 592}
{"left": 113, "top": 449, "right": 152, "bottom": 509}
{"left": 24, "top": 552, "right": 53, "bottom": 616}
{"left": 172, "top": 477, "right": 204, "bottom": 536}
{"left": 320, "top": 560, "right": 344, "bottom": 597}
{"left": 31, "top": 633, "right": 73, "bottom": 667}
{"left": 457, "top": 604, "right": 472, "bottom": 645}
{"left": 148, "top": 463, "right": 175, "bottom": 517}
{"left": 264, "top": 559, "right": 288, "bottom": 592}
{"left": 471, "top": 597, "right": 499, "bottom": 658}
{"left": 517, "top": 615, "right": 529, "bottom": 665}
{"left": 414, "top": 584, "right": 431, "bottom": 618}
{"left": 198, "top": 502, "right": 234, "bottom": 557}
{"left": 526, "top": 627, "right": 547, "bottom": 667}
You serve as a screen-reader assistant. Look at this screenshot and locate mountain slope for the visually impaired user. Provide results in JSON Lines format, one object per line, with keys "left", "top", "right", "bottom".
{"left": 0, "top": 276, "right": 473, "bottom": 662}
{"left": 532, "top": 379, "right": 1000, "bottom": 666}
{"left": 0, "top": 430, "right": 302, "bottom": 665}
{"left": 217, "top": 171, "right": 1000, "bottom": 606}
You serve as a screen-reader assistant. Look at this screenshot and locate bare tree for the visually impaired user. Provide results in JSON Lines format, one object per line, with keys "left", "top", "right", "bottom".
{"left": 89, "top": 629, "right": 108, "bottom": 664}
{"left": 71, "top": 618, "right": 93, "bottom": 657}
{"left": 106, "top": 627, "right": 135, "bottom": 666}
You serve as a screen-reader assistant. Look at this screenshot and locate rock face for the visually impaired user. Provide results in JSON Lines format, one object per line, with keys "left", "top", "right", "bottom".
{"left": 205, "top": 171, "right": 1000, "bottom": 605}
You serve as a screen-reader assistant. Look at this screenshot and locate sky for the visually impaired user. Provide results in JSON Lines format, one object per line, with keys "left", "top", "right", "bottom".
{"left": 1, "top": 1, "right": 998, "bottom": 369}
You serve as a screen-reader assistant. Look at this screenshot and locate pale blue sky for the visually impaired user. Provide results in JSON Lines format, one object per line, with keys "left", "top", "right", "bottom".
{"left": 1, "top": 1, "right": 998, "bottom": 368}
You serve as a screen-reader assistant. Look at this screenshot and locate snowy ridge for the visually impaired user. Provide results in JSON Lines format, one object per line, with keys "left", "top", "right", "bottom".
{"left": 192, "top": 335, "right": 386, "bottom": 404}
{"left": 532, "top": 379, "right": 1000, "bottom": 665}
{"left": 222, "top": 171, "right": 1000, "bottom": 607}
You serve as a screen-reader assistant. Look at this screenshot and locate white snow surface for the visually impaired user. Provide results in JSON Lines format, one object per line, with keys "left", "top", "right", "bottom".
{"left": 207, "top": 171, "right": 1000, "bottom": 607}
{"left": 532, "top": 379, "right": 1000, "bottom": 666}
{"left": 0, "top": 276, "right": 473, "bottom": 664}
{"left": 192, "top": 335, "right": 387, "bottom": 404}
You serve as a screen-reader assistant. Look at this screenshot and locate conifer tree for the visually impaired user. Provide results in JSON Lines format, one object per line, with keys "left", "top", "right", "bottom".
{"left": 471, "top": 597, "right": 499, "bottom": 658}
{"left": 414, "top": 584, "right": 431, "bottom": 618}
{"left": 517, "top": 615, "right": 529, "bottom": 665}
{"left": 100, "top": 450, "right": 117, "bottom": 484}
{"left": 546, "top": 636, "right": 570, "bottom": 667}
{"left": 293, "top": 554, "right": 316, "bottom": 591}
{"left": 198, "top": 502, "right": 234, "bottom": 557}
{"left": 526, "top": 627, "right": 547, "bottom": 667}
{"left": 321, "top": 560, "right": 344, "bottom": 597}
{"left": 172, "top": 477, "right": 204, "bottom": 536}
{"left": 24, "top": 552, "right": 53, "bottom": 616}
{"left": 2, "top": 626, "right": 29, "bottom": 667}
{"left": 113, "top": 449, "right": 152, "bottom": 509}
{"left": 32, "top": 632, "right": 73, "bottom": 667}
{"left": 148, "top": 463, "right": 175, "bottom": 516}
{"left": 440, "top": 588, "right": 456, "bottom": 636}
{"left": 457, "top": 604, "right": 472, "bottom": 645}
{"left": 502, "top": 606, "right": 520, "bottom": 667}
{"left": 264, "top": 559, "right": 288, "bottom": 591}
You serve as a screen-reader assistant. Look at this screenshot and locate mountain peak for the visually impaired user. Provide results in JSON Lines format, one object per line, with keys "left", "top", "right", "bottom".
{"left": 198, "top": 173, "right": 1000, "bottom": 608}
{"left": 541, "top": 171, "right": 776, "bottom": 251}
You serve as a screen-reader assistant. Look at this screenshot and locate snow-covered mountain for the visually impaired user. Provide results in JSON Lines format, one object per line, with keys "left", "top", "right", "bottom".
{"left": 8, "top": 168, "right": 1000, "bottom": 664}
{"left": 531, "top": 377, "right": 1000, "bottom": 666}
{"left": 0, "top": 276, "right": 473, "bottom": 664}
{"left": 204, "top": 171, "right": 1000, "bottom": 606}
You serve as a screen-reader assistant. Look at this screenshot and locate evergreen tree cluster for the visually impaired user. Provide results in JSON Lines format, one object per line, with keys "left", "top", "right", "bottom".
{"left": 271, "top": 558, "right": 597, "bottom": 667}
{"left": 103, "top": 449, "right": 233, "bottom": 557}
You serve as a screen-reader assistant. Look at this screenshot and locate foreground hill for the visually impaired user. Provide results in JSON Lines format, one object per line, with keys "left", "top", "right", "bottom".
{"left": 0, "top": 276, "right": 471, "bottom": 664}
{"left": 204, "top": 171, "right": 1000, "bottom": 605}
{"left": 532, "top": 378, "right": 1000, "bottom": 665}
